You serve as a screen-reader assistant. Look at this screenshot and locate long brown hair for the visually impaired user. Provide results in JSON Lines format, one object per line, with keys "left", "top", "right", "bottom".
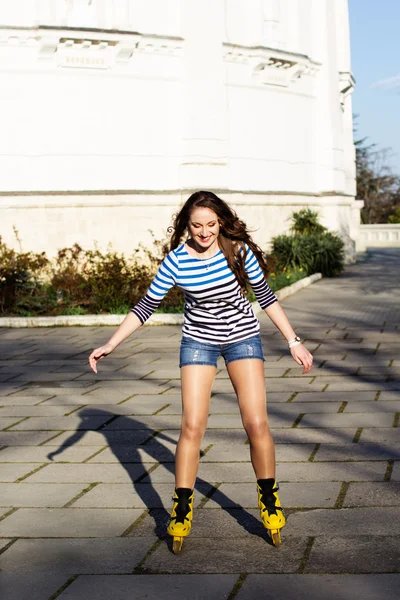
{"left": 169, "top": 191, "right": 269, "bottom": 293}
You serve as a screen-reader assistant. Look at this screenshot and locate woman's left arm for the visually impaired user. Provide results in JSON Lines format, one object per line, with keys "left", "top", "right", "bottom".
{"left": 264, "top": 301, "right": 313, "bottom": 374}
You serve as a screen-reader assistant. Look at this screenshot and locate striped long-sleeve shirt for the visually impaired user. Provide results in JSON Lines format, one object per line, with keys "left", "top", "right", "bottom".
{"left": 131, "top": 242, "right": 277, "bottom": 344}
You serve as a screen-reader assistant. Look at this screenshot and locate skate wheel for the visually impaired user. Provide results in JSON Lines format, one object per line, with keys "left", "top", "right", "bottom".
{"left": 270, "top": 530, "right": 282, "bottom": 547}
{"left": 172, "top": 537, "right": 184, "bottom": 553}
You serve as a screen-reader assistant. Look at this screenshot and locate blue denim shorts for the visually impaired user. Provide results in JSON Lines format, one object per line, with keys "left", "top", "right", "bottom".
{"left": 179, "top": 334, "right": 264, "bottom": 368}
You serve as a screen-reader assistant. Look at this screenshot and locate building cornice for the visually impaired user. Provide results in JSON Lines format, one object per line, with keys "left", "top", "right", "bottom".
{"left": 0, "top": 26, "right": 183, "bottom": 67}
{"left": 223, "top": 42, "right": 321, "bottom": 87}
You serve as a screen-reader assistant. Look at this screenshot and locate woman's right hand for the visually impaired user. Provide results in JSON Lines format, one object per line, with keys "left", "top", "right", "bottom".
{"left": 88, "top": 343, "right": 114, "bottom": 374}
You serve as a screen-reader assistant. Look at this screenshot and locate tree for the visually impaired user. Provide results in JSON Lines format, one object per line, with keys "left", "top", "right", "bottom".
{"left": 355, "top": 135, "right": 400, "bottom": 224}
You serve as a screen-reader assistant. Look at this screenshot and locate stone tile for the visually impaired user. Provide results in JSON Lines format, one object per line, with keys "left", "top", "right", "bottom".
{"left": 286, "top": 366, "right": 358, "bottom": 377}
{"left": 122, "top": 393, "right": 182, "bottom": 408}
{"left": 0, "top": 483, "right": 87, "bottom": 507}
{"left": 236, "top": 574, "right": 400, "bottom": 600}
{"left": 40, "top": 394, "right": 130, "bottom": 405}
{"left": 305, "top": 536, "right": 400, "bottom": 573}
{"left": 0, "top": 445, "right": 101, "bottom": 463}
{"left": 141, "top": 369, "right": 182, "bottom": 380}
{"left": 24, "top": 463, "right": 152, "bottom": 484}
{"left": 379, "top": 391, "right": 400, "bottom": 401}
{"left": 265, "top": 379, "right": 326, "bottom": 392}
{"left": 0, "top": 572, "right": 69, "bottom": 600}
{"left": 201, "top": 443, "right": 315, "bottom": 463}
{"left": 143, "top": 462, "right": 255, "bottom": 484}
{"left": 344, "top": 401, "right": 400, "bottom": 413}
{"left": 276, "top": 462, "right": 386, "bottom": 482}
{"left": 0, "top": 538, "right": 156, "bottom": 574}
{"left": 78, "top": 370, "right": 163, "bottom": 382}
{"left": 314, "top": 444, "right": 400, "bottom": 461}
{"left": 211, "top": 392, "right": 293, "bottom": 403}
{"left": 10, "top": 386, "right": 94, "bottom": 397}
{"left": 0, "top": 431, "right": 60, "bottom": 445}
{"left": 287, "top": 507, "right": 400, "bottom": 536}
{"left": 10, "top": 372, "right": 91, "bottom": 382}
{"left": 0, "top": 507, "right": 13, "bottom": 518}
{"left": 8, "top": 415, "right": 110, "bottom": 431}
{"left": 0, "top": 405, "right": 83, "bottom": 417}
{"left": 293, "top": 391, "right": 377, "bottom": 402}
{"left": 270, "top": 402, "right": 343, "bottom": 414}
{"left": 0, "top": 508, "right": 144, "bottom": 537}
{"left": 205, "top": 482, "right": 341, "bottom": 509}
{"left": 359, "top": 428, "right": 400, "bottom": 443}
{"left": 207, "top": 413, "right": 296, "bottom": 428}
{"left": 81, "top": 380, "right": 170, "bottom": 393}
{"left": 57, "top": 574, "right": 238, "bottom": 600}
{"left": 0, "top": 418, "right": 26, "bottom": 430}
{"left": 94, "top": 438, "right": 177, "bottom": 464}
{"left": 0, "top": 539, "right": 11, "bottom": 551}
{"left": 0, "top": 396, "right": 51, "bottom": 406}
{"left": 390, "top": 462, "right": 400, "bottom": 481}
{"left": 104, "top": 415, "right": 181, "bottom": 430}
{"left": 42, "top": 429, "right": 152, "bottom": 447}
{"left": 344, "top": 482, "right": 400, "bottom": 507}
{"left": 0, "top": 464, "right": 38, "bottom": 482}
{"left": 270, "top": 428, "right": 358, "bottom": 444}
{"left": 74, "top": 483, "right": 210, "bottom": 509}
{"left": 298, "top": 414, "right": 394, "bottom": 428}
{"left": 326, "top": 381, "right": 399, "bottom": 391}
{"left": 78, "top": 401, "right": 173, "bottom": 416}
{"left": 144, "top": 537, "right": 307, "bottom": 574}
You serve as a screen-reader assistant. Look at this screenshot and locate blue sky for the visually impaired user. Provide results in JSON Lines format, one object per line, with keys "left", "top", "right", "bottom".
{"left": 349, "top": 0, "right": 400, "bottom": 173}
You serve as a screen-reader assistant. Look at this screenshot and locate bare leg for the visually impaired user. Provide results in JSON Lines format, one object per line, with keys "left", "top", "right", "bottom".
{"left": 174, "top": 365, "right": 216, "bottom": 488}
{"left": 227, "top": 359, "right": 275, "bottom": 479}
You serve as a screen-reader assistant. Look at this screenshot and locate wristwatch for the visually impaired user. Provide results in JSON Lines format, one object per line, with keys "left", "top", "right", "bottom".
{"left": 288, "top": 335, "right": 301, "bottom": 348}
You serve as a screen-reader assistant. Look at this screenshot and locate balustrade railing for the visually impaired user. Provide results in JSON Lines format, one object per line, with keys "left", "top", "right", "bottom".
{"left": 357, "top": 224, "right": 400, "bottom": 251}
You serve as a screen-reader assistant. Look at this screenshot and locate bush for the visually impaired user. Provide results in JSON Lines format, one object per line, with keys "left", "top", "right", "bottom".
{"left": 388, "top": 207, "right": 400, "bottom": 223}
{"left": 0, "top": 236, "right": 49, "bottom": 313}
{"left": 290, "top": 208, "right": 326, "bottom": 236}
{"left": 0, "top": 235, "right": 185, "bottom": 316}
{"left": 271, "top": 210, "right": 345, "bottom": 277}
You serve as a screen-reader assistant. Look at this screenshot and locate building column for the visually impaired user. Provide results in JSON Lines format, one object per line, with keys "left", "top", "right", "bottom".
{"left": 180, "top": 0, "right": 228, "bottom": 190}
{"left": 310, "top": 0, "right": 346, "bottom": 193}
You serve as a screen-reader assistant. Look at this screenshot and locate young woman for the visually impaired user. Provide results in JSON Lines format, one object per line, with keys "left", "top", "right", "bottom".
{"left": 89, "top": 191, "right": 313, "bottom": 551}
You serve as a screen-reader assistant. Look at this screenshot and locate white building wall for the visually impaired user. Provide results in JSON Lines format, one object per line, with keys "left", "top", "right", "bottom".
{"left": 0, "top": 0, "right": 360, "bottom": 258}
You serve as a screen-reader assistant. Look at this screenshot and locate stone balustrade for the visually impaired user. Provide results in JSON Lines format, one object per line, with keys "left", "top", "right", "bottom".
{"left": 357, "top": 224, "right": 400, "bottom": 251}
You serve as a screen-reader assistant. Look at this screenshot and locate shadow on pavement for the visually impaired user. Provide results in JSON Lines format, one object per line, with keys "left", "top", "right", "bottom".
{"left": 46, "top": 408, "right": 273, "bottom": 548}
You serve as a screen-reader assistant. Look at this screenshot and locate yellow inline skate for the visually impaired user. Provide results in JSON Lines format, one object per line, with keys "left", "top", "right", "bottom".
{"left": 167, "top": 487, "right": 194, "bottom": 553}
{"left": 257, "top": 478, "right": 286, "bottom": 547}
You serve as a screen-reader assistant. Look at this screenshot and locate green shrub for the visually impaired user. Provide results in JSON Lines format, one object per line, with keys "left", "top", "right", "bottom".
{"left": 0, "top": 236, "right": 49, "bottom": 313}
{"left": 0, "top": 234, "right": 186, "bottom": 315}
{"left": 290, "top": 208, "right": 327, "bottom": 235}
{"left": 271, "top": 211, "right": 345, "bottom": 277}
{"left": 388, "top": 207, "right": 400, "bottom": 223}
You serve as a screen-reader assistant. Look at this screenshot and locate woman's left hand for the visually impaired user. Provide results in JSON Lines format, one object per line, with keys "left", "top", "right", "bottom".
{"left": 290, "top": 343, "right": 313, "bottom": 374}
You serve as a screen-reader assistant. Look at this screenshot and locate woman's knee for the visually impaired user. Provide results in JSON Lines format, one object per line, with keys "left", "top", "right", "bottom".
{"left": 245, "top": 419, "right": 270, "bottom": 441}
{"left": 181, "top": 419, "right": 207, "bottom": 442}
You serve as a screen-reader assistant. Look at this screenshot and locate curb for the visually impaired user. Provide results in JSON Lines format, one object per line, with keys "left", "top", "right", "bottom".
{"left": 0, "top": 273, "right": 322, "bottom": 328}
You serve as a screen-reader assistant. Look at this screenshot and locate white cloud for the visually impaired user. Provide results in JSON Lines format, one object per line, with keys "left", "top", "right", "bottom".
{"left": 370, "top": 75, "right": 400, "bottom": 89}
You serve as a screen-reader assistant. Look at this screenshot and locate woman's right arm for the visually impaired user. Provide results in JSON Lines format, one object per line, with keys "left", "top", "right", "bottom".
{"left": 88, "top": 250, "right": 179, "bottom": 373}
{"left": 88, "top": 312, "right": 142, "bottom": 373}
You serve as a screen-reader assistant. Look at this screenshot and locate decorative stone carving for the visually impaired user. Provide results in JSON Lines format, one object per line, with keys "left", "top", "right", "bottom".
{"left": 0, "top": 26, "right": 182, "bottom": 69}
{"left": 224, "top": 43, "right": 319, "bottom": 87}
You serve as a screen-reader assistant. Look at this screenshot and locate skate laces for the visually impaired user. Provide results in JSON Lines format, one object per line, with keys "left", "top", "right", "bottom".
{"left": 258, "top": 481, "right": 280, "bottom": 516}
{"left": 172, "top": 488, "right": 193, "bottom": 524}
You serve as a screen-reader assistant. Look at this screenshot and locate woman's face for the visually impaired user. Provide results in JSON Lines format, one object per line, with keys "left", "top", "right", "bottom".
{"left": 188, "top": 207, "right": 220, "bottom": 250}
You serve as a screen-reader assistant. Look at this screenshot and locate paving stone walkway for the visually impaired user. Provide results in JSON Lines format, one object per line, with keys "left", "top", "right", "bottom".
{"left": 0, "top": 248, "right": 399, "bottom": 600}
